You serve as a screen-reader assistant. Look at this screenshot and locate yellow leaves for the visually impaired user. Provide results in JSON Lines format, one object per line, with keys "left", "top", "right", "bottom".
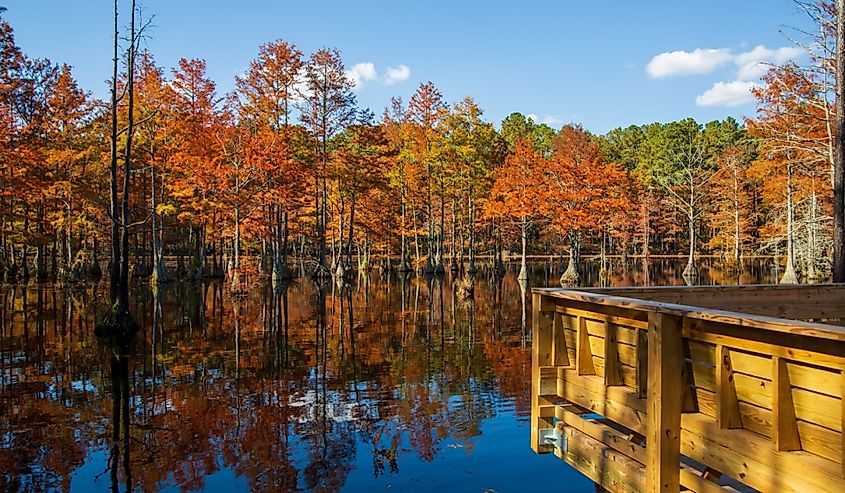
{"left": 156, "top": 203, "right": 177, "bottom": 216}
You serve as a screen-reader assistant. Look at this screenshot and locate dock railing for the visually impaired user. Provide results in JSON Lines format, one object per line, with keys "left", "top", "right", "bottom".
{"left": 530, "top": 284, "right": 845, "bottom": 493}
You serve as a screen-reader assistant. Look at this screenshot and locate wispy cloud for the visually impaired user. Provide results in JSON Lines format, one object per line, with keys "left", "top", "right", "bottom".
{"left": 346, "top": 62, "right": 411, "bottom": 90}
{"left": 734, "top": 45, "right": 803, "bottom": 80}
{"left": 384, "top": 64, "right": 410, "bottom": 85}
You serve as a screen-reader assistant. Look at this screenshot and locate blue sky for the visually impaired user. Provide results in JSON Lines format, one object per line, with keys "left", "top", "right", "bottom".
{"left": 3, "top": 0, "right": 811, "bottom": 133}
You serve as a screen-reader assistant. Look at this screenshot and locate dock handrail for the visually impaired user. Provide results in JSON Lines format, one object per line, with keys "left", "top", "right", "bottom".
{"left": 531, "top": 284, "right": 845, "bottom": 493}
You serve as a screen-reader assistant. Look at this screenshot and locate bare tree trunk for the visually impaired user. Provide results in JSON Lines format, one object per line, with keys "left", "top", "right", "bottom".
{"left": 151, "top": 163, "right": 166, "bottom": 285}
{"left": 807, "top": 187, "right": 818, "bottom": 282}
{"left": 109, "top": 0, "right": 120, "bottom": 303}
{"left": 232, "top": 205, "right": 241, "bottom": 290}
{"left": 782, "top": 161, "right": 799, "bottom": 284}
{"left": 347, "top": 198, "right": 355, "bottom": 269}
{"left": 466, "top": 191, "right": 476, "bottom": 274}
{"left": 834, "top": 0, "right": 845, "bottom": 282}
{"left": 399, "top": 189, "right": 410, "bottom": 271}
{"left": 517, "top": 219, "right": 528, "bottom": 281}
{"left": 118, "top": 0, "right": 138, "bottom": 313}
{"left": 733, "top": 168, "right": 741, "bottom": 263}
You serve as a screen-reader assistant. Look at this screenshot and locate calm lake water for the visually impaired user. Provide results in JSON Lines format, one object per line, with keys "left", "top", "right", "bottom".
{"left": 0, "top": 259, "right": 778, "bottom": 492}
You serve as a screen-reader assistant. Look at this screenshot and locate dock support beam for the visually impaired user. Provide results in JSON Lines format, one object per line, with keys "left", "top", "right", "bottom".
{"left": 531, "top": 292, "right": 554, "bottom": 454}
{"left": 646, "top": 312, "right": 682, "bottom": 493}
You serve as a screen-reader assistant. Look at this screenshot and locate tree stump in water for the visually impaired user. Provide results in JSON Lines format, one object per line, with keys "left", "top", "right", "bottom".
{"left": 560, "top": 263, "right": 580, "bottom": 288}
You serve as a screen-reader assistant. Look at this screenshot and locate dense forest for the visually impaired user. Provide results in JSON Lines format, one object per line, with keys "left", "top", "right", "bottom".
{"left": 0, "top": 3, "right": 839, "bottom": 291}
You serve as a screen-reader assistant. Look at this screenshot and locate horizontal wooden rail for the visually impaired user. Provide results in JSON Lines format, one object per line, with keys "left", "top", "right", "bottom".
{"left": 531, "top": 285, "right": 845, "bottom": 493}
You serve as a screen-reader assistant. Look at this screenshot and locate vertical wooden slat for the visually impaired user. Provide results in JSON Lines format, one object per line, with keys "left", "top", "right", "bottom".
{"left": 716, "top": 344, "right": 742, "bottom": 429}
{"left": 531, "top": 293, "right": 554, "bottom": 453}
{"left": 636, "top": 328, "right": 648, "bottom": 399}
{"left": 646, "top": 311, "right": 682, "bottom": 493}
{"left": 604, "top": 321, "right": 622, "bottom": 386}
{"left": 680, "top": 340, "right": 698, "bottom": 413}
{"left": 534, "top": 298, "right": 553, "bottom": 367}
{"left": 576, "top": 316, "right": 596, "bottom": 375}
{"left": 553, "top": 313, "right": 570, "bottom": 367}
{"left": 771, "top": 356, "right": 801, "bottom": 451}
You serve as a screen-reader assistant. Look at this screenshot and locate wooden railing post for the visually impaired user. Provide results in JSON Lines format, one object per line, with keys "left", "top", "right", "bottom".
{"left": 646, "top": 311, "right": 683, "bottom": 493}
{"left": 531, "top": 292, "right": 554, "bottom": 453}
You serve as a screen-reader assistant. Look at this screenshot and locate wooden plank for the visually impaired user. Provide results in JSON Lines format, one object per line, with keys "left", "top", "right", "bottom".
{"left": 555, "top": 405, "right": 646, "bottom": 464}
{"left": 611, "top": 323, "right": 640, "bottom": 346}
{"left": 553, "top": 313, "right": 570, "bottom": 367}
{"left": 686, "top": 326, "right": 845, "bottom": 370}
{"left": 716, "top": 345, "right": 743, "bottom": 429}
{"left": 786, "top": 361, "right": 842, "bottom": 398}
{"left": 772, "top": 356, "right": 802, "bottom": 451}
{"left": 842, "top": 369, "right": 845, "bottom": 478}
{"left": 588, "top": 284, "right": 845, "bottom": 321}
{"left": 555, "top": 406, "right": 736, "bottom": 493}
{"left": 556, "top": 363, "right": 845, "bottom": 491}
{"left": 605, "top": 321, "right": 623, "bottom": 386}
{"left": 536, "top": 286, "right": 845, "bottom": 344}
{"left": 588, "top": 334, "right": 638, "bottom": 367}
{"left": 646, "top": 311, "right": 683, "bottom": 493}
{"left": 679, "top": 464, "right": 735, "bottom": 493}
{"left": 680, "top": 412, "right": 845, "bottom": 493}
{"left": 592, "top": 357, "right": 639, "bottom": 390}
{"left": 554, "top": 424, "right": 646, "bottom": 493}
{"left": 554, "top": 303, "right": 649, "bottom": 330}
{"left": 689, "top": 338, "right": 845, "bottom": 399}
{"left": 577, "top": 316, "right": 596, "bottom": 376}
{"left": 557, "top": 369, "right": 647, "bottom": 433}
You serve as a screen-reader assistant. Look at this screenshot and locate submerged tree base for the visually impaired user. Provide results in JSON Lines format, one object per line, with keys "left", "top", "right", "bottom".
{"left": 682, "top": 261, "right": 699, "bottom": 285}
{"left": 559, "top": 266, "right": 580, "bottom": 288}
{"left": 780, "top": 266, "right": 799, "bottom": 284}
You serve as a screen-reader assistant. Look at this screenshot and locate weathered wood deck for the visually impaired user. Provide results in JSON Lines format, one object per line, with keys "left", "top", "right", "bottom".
{"left": 530, "top": 284, "right": 845, "bottom": 493}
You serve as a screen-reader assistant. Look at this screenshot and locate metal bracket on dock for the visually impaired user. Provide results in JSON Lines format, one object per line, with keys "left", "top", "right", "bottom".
{"left": 539, "top": 427, "right": 567, "bottom": 452}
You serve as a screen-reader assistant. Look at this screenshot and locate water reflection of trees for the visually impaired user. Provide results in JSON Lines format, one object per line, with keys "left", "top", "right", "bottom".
{"left": 0, "top": 260, "right": 781, "bottom": 491}
{"left": 0, "top": 267, "right": 533, "bottom": 492}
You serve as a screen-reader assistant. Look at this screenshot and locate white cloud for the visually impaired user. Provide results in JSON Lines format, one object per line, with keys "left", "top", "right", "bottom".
{"left": 734, "top": 45, "right": 803, "bottom": 80}
{"left": 346, "top": 62, "right": 378, "bottom": 89}
{"left": 647, "top": 45, "right": 804, "bottom": 81}
{"left": 695, "top": 80, "right": 758, "bottom": 107}
{"left": 384, "top": 64, "right": 410, "bottom": 85}
{"left": 646, "top": 48, "right": 733, "bottom": 78}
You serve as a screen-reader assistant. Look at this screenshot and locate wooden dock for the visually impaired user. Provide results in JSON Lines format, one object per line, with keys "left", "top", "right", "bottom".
{"left": 530, "top": 284, "right": 845, "bottom": 493}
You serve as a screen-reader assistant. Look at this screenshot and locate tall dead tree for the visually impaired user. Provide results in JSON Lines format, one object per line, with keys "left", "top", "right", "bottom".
{"left": 103, "top": 0, "right": 145, "bottom": 329}
{"left": 834, "top": 0, "right": 845, "bottom": 282}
